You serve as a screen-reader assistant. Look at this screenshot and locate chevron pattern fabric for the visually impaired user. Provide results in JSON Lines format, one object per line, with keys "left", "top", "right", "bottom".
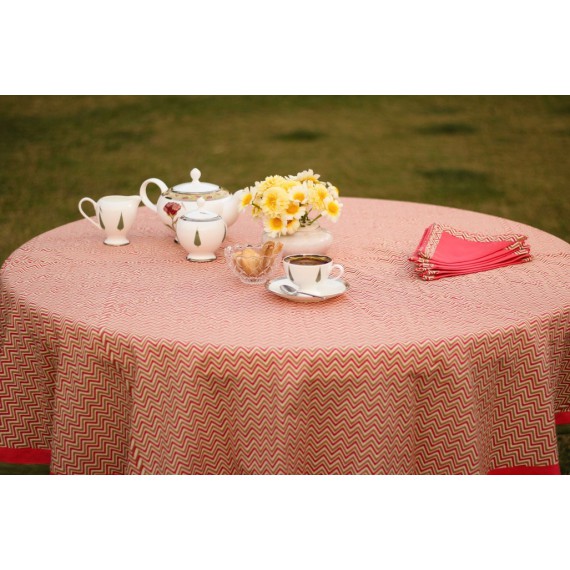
{"left": 1, "top": 198, "right": 569, "bottom": 474}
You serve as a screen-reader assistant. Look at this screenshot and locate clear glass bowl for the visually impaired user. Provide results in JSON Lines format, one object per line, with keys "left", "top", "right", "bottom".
{"left": 225, "top": 243, "right": 282, "bottom": 285}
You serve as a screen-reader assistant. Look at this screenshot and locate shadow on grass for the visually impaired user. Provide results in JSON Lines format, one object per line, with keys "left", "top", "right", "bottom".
{"left": 273, "top": 129, "right": 326, "bottom": 142}
{"left": 416, "top": 123, "right": 478, "bottom": 135}
{"left": 544, "top": 98, "right": 570, "bottom": 115}
{"left": 418, "top": 167, "right": 503, "bottom": 205}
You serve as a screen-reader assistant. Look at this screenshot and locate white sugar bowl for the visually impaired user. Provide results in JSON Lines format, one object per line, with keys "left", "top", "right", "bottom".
{"left": 175, "top": 198, "right": 227, "bottom": 261}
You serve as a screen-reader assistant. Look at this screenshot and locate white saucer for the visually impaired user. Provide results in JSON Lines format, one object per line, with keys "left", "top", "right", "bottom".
{"left": 265, "top": 276, "right": 349, "bottom": 303}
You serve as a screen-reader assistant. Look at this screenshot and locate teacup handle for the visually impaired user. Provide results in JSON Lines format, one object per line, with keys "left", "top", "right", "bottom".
{"left": 78, "top": 197, "right": 101, "bottom": 229}
{"left": 330, "top": 263, "right": 344, "bottom": 281}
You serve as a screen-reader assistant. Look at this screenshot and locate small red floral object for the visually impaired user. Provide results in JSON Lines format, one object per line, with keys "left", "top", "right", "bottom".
{"left": 163, "top": 202, "right": 183, "bottom": 230}
{"left": 164, "top": 202, "right": 182, "bottom": 218}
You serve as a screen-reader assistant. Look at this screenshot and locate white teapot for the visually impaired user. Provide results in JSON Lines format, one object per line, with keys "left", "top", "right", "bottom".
{"left": 176, "top": 198, "right": 227, "bottom": 261}
{"left": 140, "top": 167, "right": 243, "bottom": 230}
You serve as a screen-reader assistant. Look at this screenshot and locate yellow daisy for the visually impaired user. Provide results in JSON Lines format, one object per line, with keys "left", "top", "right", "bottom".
{"left": 249, "top": 184, "right": 261, "bottom": 201}
{"left": 286, "top": 218, "right": 300, "bottom": 235}
{"left": 294, "top": 169, "right": 320, "bottom": 183}
{"left": 323, "top": 197, "right": 342, "bottom": 221}
{"left": 238, "top": 190, "right": 253, "bottom": 211}
{"left": 289, "top": 184, "right": 308, "bottom": 203}
{"left": 263, "top": 216, "right": 287, "bottom": 237}
{"left": 309, "top": 183, "right": 330, "bottom": 210}
{"left": 260, "top": 186, "right": 290, "bottom": 216}
{"left": 328, "top": 184, "right": 340, "bottom": 198}
{"left": 258, "top": 175, "right": 287, "bottom": 193}
{"left": 285, "top": 201, "right": 306, "bottom": 219}
{"left": 279, "top": 179, "right": 298, "bottom": 191}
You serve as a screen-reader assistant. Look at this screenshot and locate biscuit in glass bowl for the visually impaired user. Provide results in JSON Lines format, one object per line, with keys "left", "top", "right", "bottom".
{"left": 224, "top": 241, "right": 284, "bottom": 285}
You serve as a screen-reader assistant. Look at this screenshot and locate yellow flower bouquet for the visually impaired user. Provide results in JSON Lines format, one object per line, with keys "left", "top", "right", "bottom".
{"left": 238, "top": 169, "right": 343, "bottom": 238}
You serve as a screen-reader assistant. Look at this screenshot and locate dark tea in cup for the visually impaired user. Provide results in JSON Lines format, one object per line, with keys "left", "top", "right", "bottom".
{"left": 283, "top": 254, "right": 344, "bottom": 292}
{"left": 286, "top": 254, "right": 330, "bottom": 266}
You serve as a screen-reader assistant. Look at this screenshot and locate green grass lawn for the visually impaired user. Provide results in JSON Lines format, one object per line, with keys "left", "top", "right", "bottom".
{"left": 1, "top": 95, "right": 569, "bottom": 474}
{"left": 1, "top": 96, "right": 569, "bottom": 263}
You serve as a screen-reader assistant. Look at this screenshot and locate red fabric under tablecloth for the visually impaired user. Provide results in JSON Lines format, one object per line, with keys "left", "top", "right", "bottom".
{"left": 488, "top": 464, "right": 561, "bottom": 475}
{"left": 1, "top": 198, "right": 569, "bottom": 475}
{"left": 556, "top": 412, "right": 570, "bottom": 426}
{"left": 0, "top": 447, "right": 51, "bottom": 465}
{"left": 2, "top": 448, "right": 564, "bottom": 474}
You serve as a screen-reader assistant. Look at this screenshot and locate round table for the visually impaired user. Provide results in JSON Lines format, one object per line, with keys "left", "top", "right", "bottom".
{"left": 1, "top": 197, "right": 569, "bottom": 474}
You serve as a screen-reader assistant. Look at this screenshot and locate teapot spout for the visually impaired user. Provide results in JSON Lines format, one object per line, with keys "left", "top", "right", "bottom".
{"left": 223, "top": 190, "right": 245, "bottom": 227}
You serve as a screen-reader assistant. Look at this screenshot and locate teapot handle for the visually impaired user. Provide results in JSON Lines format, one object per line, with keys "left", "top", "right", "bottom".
{"left": 140, "top": 178, "right": 169, "bottom": 213}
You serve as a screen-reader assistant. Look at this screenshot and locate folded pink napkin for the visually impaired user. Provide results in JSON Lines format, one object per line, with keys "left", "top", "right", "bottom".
{"left": 410, "top": 223, "right": 532, "bottom": 280}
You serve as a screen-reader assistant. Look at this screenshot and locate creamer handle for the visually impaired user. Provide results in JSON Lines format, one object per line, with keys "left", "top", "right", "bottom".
{"left": 78, "top": 197, "right": 101, "bottom": 229}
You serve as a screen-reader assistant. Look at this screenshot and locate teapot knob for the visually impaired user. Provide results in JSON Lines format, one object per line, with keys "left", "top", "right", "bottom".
{"left": 190, "top": 168, "right": 201, "bottom": 182}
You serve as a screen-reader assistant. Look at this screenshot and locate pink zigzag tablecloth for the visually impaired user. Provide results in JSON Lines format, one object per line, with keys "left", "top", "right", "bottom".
{"left": 1, "top": 197, "right": 570, "bottom": 474}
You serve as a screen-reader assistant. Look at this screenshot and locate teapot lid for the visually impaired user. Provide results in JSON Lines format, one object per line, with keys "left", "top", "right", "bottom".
{"left": 171, "top": 168, "right": 220, "bottom": 195}
{"left": 181, "top": 197, "right": 222, "bottom": 222}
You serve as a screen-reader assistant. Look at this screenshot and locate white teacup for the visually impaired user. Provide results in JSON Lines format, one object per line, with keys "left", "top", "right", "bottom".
{"left": 78, "top": 195, "right": 141, "bottom": 246}
{"left": 283, "top": 254, "right": 344, "bottom": 292}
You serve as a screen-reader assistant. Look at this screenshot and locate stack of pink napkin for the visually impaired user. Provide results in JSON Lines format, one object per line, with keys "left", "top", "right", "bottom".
{"left": 409, "top": 223, "right": 532, "bottom": 281}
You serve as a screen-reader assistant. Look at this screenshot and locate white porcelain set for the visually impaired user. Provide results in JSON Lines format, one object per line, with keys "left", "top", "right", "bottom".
{"left": 140, "top": 167, "right": 243, "bottom": 261}
{"left": 79, "top": 168, "right": 242, "bottom": 261}
{"left": 139, "top": 168, "right": 243, "bottom": 233}
{"left": 282, "top": 254, "right": 344, "bottom": 293}
{"left": 265, "top": 254, "right": 348, "bottom": 303}
{"left": 175, "top": 197, "right": 227, "bottom": 262}
{"left": 78, "top": 195, "right": 141, "bottom": 246}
